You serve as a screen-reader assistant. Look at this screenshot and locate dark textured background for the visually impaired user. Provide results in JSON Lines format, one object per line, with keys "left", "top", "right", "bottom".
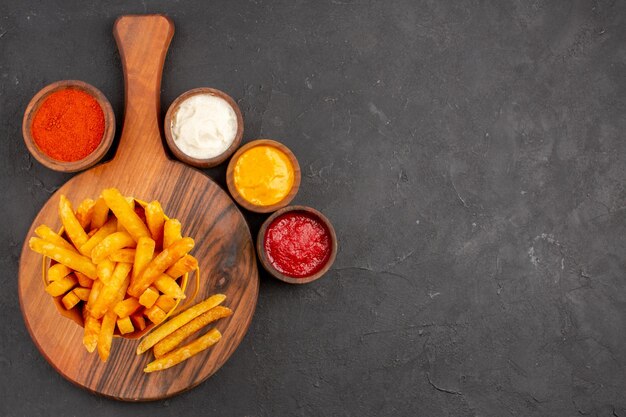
{"left": 1, "top": 1, "right": 625, "bottom": 416}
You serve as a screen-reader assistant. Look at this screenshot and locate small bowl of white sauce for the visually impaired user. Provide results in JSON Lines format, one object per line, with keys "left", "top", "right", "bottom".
{"left": 164, "top": 87, "right": 244, "bottom": 168}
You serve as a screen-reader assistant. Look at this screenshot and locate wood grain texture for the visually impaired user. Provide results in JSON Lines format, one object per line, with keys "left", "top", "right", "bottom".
{"left": 17, "top": 14, "right": 259, "bottom": 401}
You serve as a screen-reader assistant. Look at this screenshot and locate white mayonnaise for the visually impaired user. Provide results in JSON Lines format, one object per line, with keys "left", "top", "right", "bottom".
{"left": 171, "top": 94, "right": 238, "bottom": 159}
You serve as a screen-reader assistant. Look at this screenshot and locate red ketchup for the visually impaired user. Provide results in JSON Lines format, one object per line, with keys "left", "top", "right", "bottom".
{"left": 264, "top": 211, "right": 332, "bottom": 278}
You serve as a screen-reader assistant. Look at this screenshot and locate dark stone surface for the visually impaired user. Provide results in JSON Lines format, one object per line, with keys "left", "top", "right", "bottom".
{"left": 1, "top": 1, "right": 625, "bottom": 415}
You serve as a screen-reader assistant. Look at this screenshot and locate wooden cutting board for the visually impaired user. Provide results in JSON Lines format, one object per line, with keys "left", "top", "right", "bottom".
{"left": 17, "top": 15, "right": 259, "bottom": 401}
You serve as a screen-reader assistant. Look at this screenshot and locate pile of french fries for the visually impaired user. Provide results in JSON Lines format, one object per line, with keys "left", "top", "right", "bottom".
{"left": 29, "top": 188, "right": 199, "bottom": 362}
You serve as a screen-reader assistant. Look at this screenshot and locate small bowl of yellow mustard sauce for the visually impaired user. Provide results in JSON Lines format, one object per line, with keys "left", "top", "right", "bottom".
{"left": 226, "top": 139, "right": 301, "bottom": 213}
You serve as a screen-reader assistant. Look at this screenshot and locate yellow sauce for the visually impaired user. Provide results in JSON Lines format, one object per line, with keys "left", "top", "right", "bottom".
{"left": 233, "top": 145, "right": 294, "bottom": 206}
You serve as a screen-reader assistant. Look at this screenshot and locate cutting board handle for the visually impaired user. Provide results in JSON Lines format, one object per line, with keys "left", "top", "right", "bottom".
{"left": 112, "top": 15, "right": 174, "bottom": 169}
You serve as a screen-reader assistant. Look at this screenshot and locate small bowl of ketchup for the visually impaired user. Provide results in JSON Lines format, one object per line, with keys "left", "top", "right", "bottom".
{"left": 257, "top": 205, "right": 337, "bottom": 284}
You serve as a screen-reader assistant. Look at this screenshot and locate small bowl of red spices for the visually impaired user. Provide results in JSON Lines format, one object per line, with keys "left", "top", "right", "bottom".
{"left": 22, "top": 80, "right": 115, "bottom": 172}
{"left": 257, "top": 205, "right": 337, "bottom": 284}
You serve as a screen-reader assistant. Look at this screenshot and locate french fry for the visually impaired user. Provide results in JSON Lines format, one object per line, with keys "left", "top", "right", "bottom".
{"left": 165, "top": 255, "right": 198, "bottom": 279}
{"left": 62, "top": 291, "right": 81, "bottom": 310}
{"left": 163, "top": 218, "right": 182, "bottom": 249}
{"left": 73, "top": 287, "right": 91, "bottom": 301}
{"left": 136, "top": 294, "right": 226, "bottom": 354}
{"left": 101, "top": 188, "right": 150, "bottom": 242}
{"left": 90, "top": 262, "right": 132, "bottom": 319}
{"left": 34, "top": 225, "right": 75, "bottom": 252}
{"left": 127, "top": 237, "right": 194, "bottom": 297}
{"left": 153, "top": 306, "right": 232, "bottom": 358}
{"left": 83, "top": 314, "right": 101, "bottom": 353}
{"left": 90, "top": 197, "right": 109, "bottom": 230}
{"left": 47, "top": 263, "right": 72, "bottom": 282}
{"left": 45, "top": 273, "right": 78, "bottom": 297}
{"left": 154, "top": 275, "right": 186, "bottom": 299}
{"left": 30, "top": 238, "right": 97, "bottom": 279}
{"left": 145, "top": 305, "right": 167, "bottom": 324}
{"left": 75, "top": 198, "right": 95, "bottom": 229}
{"left": 75, "top": 271, "right": 93, "bottom": 288}
{"left": 155, "top": 295, "right": 177, "bottom": 313}
{"left": 96, "top": 259, "right": 116, "bottom": 285}
{"left": 113, "top": 297, "right": 141, "bottom": 318}
{"left": 144, "top": 328, "right": 222, "bottom": 373}
{"left": 145, "top": 200, "right": 165, "bottom": 245}
{"left": 86, "top": 279, "right": 103, "bottom": 313}
{"left": 109, "top": 248, "right": 136, "bottom": 263}
{"left": 130, "top": 313, "right": 147, "bottom": 331}
{"left": 133, "top": 237, "right": 155, "bottom": 281}
{"left": 58, "top": 195, "right": 89, "bottom": 249}
{"left": 117, "top": 316, "right": 134, "bottom": 334}
{"left": 139, "top": 286, "right": 159, "bottom": 308}
{"left": 98, "top": 310, "right": 116, "bottom": 361}
{"left": 79, "top": 218, "right": 117, "bottom": 257}
{"left": 91, "top": 231, "right": 135, "bottom": 264}
{"left": 97, "top": 274, "right": 130, "bottom": 362}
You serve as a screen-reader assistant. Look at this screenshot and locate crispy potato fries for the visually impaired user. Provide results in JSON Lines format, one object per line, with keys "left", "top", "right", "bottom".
{"left": 136, "top": 294, "right": 225, "bottom": 354}
{"left": 29, "top": 188, "right": 199, "bottom": 363}
{"left": 153, "top": 305, "right": 232, "bottom": 358}
{"left": 144, "top": 328, "right": 222, "bottom": 373}
{"left": 139, "top": 295, "right": 231, "bottom": 373}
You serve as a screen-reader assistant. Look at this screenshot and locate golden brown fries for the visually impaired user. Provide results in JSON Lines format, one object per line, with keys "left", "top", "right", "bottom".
{"left": 75, "top": 271, "right": 93, "bottom": 288}
{"left": 30, "top": 189, "right": 199, "bottom": 364}
{"left": 101, "top": 188, "right": 150, "bottom": 242}
{"left": 117, "top": 316, "right": 134, "bottom": 334}
{"left": 58, "top": 195, "right": 89, "bottom": 249}
{"left": 136, "top": 294, "right": 225, "bottom": 354}
{"left": 139, "top": 286, "right": 159, "bottom": 308}
{"left": 153, "top": 306, "right": 232, "bottom": 358}
{"left": 90, "top": 262, "right": 132, "bottom": 319}
{"left": 109, "top": 248, "right": 136, "bottom": 263}
{"left": 73, "top": 287, "right": 91, "bottom": 302}
{"left": 97, "top": 275, "right": 130, "bottom": 362}
{"left": 30, "top": 238, "right": 97, "bottom": 279}
{"left": 113, "top": 297, "right": 141, "bottom": 318}
{"left": 62, "top": 291, "right": 81, "bottom": 310}
{"left": 96, "top": 259, "right": 115, "bottom": 285}
{"left": 91, "top": 231, "right": 135, "bottom": 264}
{"left": 165, "top": 255, "right": 198, "bottom": 279}
{"left": 162, "top": 218, "right": 182, "bottom": 250}
{"left": 145, "top": 200, "right": 165, "bottom": 245}
{"left": 90, "top": 197, "right": 109, "bottom": 230}
{"left": 98, "top": 311, "right": 116, "bottom": 361}
{"left": 132, "top": 237, "right": 155, "bottom": 281}
{"left": 128, "top": 237, "right": 194, "bottom": 297}
{"left": 83, "top": 314, "right": 101, "bottom": 353}
{"left": 86, "top": 279, "right": 103, "bottom": 313}
{"left": 34, "top": 225, "right": 75, "bottom": 251}
{"left": 144, "top": 328, "right": 222, "bottom": 373}
{"left": 45, "top": 274, "right": 78, "bottom": 296}
{"left": 75, "top": 198, "right": 95, "bottom": 229}
{"left": 47, "top": 263, "right": 72, "bottom": 282}
{"left": 154, "top": 275, "right": 186, "bottom": 299}
{"left": 155, "top": 295, "right": 176, "bottom": 313}
{"left": 79, "top": 218, "right": 117, "bottom": 257}
{"left": 145, "top": 305, "right": 167, "bottom": 324}
{"left": 131, "top": 314, "right": 146, "bottom": 331}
